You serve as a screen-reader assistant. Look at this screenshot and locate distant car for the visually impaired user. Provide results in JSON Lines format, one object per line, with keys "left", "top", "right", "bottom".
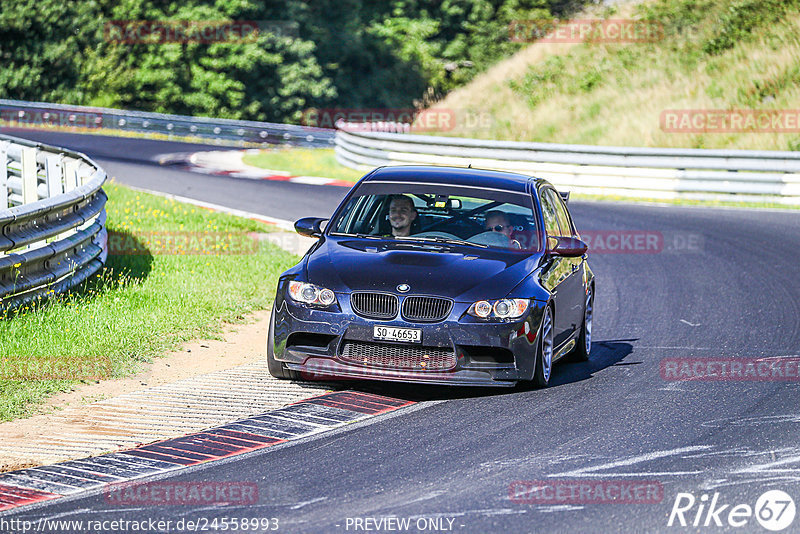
{"left": 267, "top": 166, "right": 594, "bottom": 387}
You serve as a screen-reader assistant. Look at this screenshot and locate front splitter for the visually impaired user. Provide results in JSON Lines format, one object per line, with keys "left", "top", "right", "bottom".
{"left": 286, "top": 358, "right": 517, "bottom": 387}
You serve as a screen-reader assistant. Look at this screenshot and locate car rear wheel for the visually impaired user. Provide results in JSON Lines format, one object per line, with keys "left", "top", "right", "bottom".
{"left": 532, "top": 306, "right": 554, "bottom": 387}
{"left": 267, "top": 307, "right": 300, "bottom": 380}
{"left": 566, "top": 286, "right": 593, "bottom": 362}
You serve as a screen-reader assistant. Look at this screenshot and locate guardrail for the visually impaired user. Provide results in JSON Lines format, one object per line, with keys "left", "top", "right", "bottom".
{"left": 335, "top": 123, "right": 800, "bottom": 204}
{"left": 0, "top": 134, "right": 107, "bottom": 311}
{"left": 0, "top": 99, "right": 335, "bottom": 148}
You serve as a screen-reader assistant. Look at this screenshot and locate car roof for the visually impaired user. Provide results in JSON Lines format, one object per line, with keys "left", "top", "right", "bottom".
{"left": 363, "top": 165, "right": 543, "bottom": 193}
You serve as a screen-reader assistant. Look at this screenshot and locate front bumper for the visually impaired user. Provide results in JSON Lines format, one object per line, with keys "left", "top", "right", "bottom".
{"left": 272, "top": 290, "right": 546, "bottom": 387}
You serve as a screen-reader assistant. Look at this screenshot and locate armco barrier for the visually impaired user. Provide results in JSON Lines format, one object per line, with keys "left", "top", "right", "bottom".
{"left": 0, "top": 134, "right": 107, "bottom": 310}
{"left": 0, "top": 98, "right": 335, "bottom": 148}
{"left": 334, "top": 123, "right": 800, "bottom": 204}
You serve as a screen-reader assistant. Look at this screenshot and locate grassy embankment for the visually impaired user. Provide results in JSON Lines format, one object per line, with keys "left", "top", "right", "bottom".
{"left": 0, "top": 182, "right": 298, "bottom": 421}
{"left": 434, "top": 0, "right": 800, "bottom": 151}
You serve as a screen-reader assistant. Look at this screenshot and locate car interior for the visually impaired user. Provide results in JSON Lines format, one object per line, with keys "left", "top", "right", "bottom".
{"left": 340, "top": 193, "right": 540, "bottom": 251}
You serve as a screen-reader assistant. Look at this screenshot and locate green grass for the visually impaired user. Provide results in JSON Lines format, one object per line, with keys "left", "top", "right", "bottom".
{"left": 0, "top": 182, "right": 299, "bottom": 422}
{"left": 242, "top": 148, "right": 364, "bottom": 183}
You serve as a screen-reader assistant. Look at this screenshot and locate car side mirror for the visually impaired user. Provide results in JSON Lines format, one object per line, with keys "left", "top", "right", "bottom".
{"left": 547, "top": 236, "right": 587, "bottom": 257}
{"left": 295, "top": 217, "right": 328, "bottom": 238}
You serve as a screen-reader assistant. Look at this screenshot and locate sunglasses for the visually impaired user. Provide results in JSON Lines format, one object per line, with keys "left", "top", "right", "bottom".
{"left": 488, "top": 224, "right": 508, "bottom": 232}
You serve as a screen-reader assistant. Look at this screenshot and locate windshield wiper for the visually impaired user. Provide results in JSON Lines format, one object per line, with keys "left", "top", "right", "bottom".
{"left": 394, "top": 236, "right": 488, "bottom": 248}
{"left": 332, "top": 232, "right": 381, "bottom": 239}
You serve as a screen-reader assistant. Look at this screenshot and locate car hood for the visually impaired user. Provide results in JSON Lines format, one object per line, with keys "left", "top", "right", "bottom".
{"left": 305, "top": 237, "right": 542, "bottom": 301}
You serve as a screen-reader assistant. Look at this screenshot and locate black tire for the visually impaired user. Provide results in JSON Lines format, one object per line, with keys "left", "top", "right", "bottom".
{"left": 566, "top": 285, "right": 593, "bottom": 362}
{"left": 266, "top": 307, "right": 300, "bottom": 380}
{"left": 532, "top": 305, "right": 554, "bottom": 387}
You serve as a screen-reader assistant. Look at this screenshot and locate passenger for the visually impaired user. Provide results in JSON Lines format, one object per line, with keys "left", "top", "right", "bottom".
{"left": 484, "top": 210, "right": 522, "bottom": 249}
{"left": 484, "top": 210, "right": 514, "bottom": 238}
{"left": 388, "top": 194, "right": 418, "bottom": 237}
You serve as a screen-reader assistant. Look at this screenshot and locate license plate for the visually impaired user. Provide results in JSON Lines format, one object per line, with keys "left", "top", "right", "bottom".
{"left": 373, "top": 326, "right": 422, "bottom": 343}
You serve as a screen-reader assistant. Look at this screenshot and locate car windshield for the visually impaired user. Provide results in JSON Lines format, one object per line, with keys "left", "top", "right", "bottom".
{"left": 328, "top": 182, "right": 541, "bottom": 252}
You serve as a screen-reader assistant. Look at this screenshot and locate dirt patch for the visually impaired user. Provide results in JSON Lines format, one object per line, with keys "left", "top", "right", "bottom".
{"left": 39, "top": 309, "right": 272, "bottom": 413}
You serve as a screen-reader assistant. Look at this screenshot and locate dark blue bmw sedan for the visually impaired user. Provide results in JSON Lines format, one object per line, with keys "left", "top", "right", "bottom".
{"left": 267, "top": 166, "right": 594, "bottom": 387}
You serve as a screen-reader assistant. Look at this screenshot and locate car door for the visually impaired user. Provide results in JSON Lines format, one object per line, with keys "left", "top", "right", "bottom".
{"left": 538, "top": 187, "right": 578, "bottom": 348}
{"left": 549, "top": 189, "right": 586, "bottom": 338}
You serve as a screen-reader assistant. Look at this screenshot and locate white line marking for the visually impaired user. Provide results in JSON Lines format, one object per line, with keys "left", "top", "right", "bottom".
{"left": 658, "top": 382, "right": 686, "bottom": 391}
{"left": 702, "top": 475, "right": 800, "bottom": 490}
{"left": 550, "top": 445, "right": 712, "bottom": 477}
{"left": 537, "top": 505, "right": 585, "bottom": 513}
{"left": 291, "top": 176, "right": 335, "bottom": 185}
{"left": 290, "top": 496, "right": 328, "bottom": 509}
{"left": 734, "top": 454, "right": 800, "bottom": 474}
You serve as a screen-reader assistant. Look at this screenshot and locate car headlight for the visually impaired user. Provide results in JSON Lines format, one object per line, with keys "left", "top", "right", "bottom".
{"left": 288, "top": 281, "right": 337, "bottom": 307}
{"left": 467, "top": 298, "right": 529, "bottom": 319}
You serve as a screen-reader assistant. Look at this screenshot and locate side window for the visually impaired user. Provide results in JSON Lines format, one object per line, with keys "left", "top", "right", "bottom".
{"left": 539, "top": 189, "right": 562, "bottom": 237}
{"left": 551, "top": 193, "right": 576, "bottom": 237}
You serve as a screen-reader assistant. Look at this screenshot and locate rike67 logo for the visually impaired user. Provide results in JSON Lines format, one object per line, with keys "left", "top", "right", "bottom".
{"left": 668, "top": 490, "right": 796, "bottom": 531}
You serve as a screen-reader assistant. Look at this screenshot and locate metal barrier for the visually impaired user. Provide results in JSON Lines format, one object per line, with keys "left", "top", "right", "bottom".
{"left": 0, "top": 99, "right": 335, "bottom": 148}
{"left": 335, "top": 123, "right": 800, "bottom": 204}
{"left": 0, "top": 134, "right": 107, "bottom": 311}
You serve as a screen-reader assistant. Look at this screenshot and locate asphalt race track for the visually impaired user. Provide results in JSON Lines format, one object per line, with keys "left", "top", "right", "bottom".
{"left": 5, "top": 130, "right": 800, "bottom": 532}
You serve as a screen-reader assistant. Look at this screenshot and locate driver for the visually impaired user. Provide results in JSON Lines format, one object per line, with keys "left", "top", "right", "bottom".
{"left": 388, "top": 194, "right": 418, "bottom": 237}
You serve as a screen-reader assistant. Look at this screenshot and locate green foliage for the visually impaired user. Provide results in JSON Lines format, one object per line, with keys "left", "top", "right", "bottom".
{"left": 509, "top": 55, "right": 567, "bottom": 107}
{"left": 737, "top": 63, "right": 800, "bottom": 107}
{"left": 510, "top": 52, "right": 613, "bottom": 108}
{"left": 701, "top": 0, "right": 797, "bottom": 55}
{"left": 0, "top": 0, "right": 101, "bottom": 103}
{"left": 638, "top": 0, "right": 800, "bottom": 59}
{"left": 511, "top": 0, "right": 800, "bottom": 119}
{"left": 0, "top": 0, "right": 584, "bottom": 121}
